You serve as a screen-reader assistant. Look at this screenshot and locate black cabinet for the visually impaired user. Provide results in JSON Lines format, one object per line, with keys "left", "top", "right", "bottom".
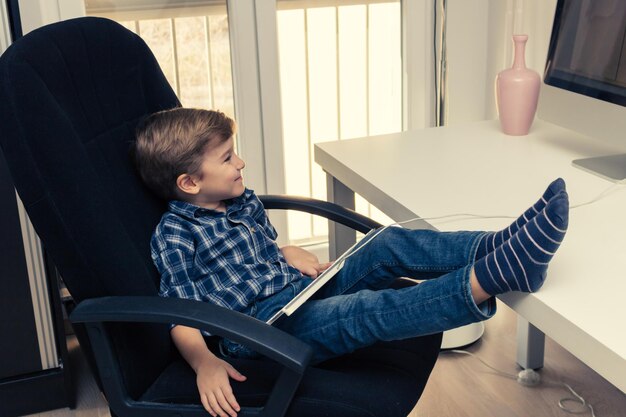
{"left": 0, "top": 153, "right": 74, "bottom": 416}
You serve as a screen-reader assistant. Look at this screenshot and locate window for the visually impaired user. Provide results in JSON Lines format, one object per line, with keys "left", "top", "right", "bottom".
{"left": 277, "top": 1, "right": 400, "bottom": 244}
{"left": 85, "top": 0, "right": 411, "bottom": 248}
{"left": 85, "top": 1, "right": 235, "bottom": 118}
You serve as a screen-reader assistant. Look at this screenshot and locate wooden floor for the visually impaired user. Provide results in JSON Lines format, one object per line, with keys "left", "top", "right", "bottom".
{"left": 28, "top": 301, "right": 625, "bottom": 417}
{"left": 411, "top": 302, "right": 626, "bottom": 417}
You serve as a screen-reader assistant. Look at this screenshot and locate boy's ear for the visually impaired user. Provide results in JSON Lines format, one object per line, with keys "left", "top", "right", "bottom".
{"left": 176, "top": 173, "right": 200, "bottom": 195}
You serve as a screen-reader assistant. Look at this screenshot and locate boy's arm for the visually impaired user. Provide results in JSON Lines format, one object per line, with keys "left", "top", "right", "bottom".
{"left": 155, "top": 217, "right": 246, "bottom": 417}
{"left": 171, "top": 325, "right": 247, "bottom": 417}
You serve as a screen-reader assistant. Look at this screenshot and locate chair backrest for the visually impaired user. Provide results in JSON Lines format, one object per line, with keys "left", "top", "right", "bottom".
{"left": 0, "top": 17, "right": 181, "bottom": 398}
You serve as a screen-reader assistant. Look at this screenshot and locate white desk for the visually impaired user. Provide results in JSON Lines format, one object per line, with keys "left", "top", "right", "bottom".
{"left": 315, "top": 119, "right": 626, "bottom": 393}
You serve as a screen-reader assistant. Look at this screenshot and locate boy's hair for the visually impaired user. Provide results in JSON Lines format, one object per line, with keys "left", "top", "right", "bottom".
{"left": 134, "top": 108, "right": 236, "bottom": 201}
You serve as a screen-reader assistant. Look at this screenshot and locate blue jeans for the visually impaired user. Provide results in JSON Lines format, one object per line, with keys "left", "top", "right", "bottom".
{"left": 221, "top": 227, "right": 496, "bottom": 364}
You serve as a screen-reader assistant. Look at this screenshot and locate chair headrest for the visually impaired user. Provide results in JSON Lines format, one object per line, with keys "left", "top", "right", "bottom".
{"left": 0, "top": 17, "right": 180, "bottom": 301}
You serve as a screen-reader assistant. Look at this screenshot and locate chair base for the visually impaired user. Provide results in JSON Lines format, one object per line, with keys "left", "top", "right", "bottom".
{"left": 441, "top": 322, "right": 485, "bottom": 350}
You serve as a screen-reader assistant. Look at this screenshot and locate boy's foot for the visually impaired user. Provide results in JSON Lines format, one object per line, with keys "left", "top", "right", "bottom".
{"left": 474, "top": 191, "right": 569, "bottom": 295}
{"left": 475, "top": 178, "right": 566, "bottom": 260}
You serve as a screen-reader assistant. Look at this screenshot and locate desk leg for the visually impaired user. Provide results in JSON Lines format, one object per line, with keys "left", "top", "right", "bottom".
{"left": 516, "top": 316, "right": 546, "bottom": 369}
{"left": 326, "top": 175, "right": 356, "bottom": 260}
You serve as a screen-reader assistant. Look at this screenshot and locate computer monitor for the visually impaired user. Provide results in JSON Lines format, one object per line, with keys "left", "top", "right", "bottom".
{"left": 540, "top": 0, "right": 626, "bottom": 182}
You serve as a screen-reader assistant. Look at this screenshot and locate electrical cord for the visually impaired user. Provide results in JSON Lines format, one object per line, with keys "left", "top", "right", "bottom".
{"left": 569, "top": 178, "right": 626, "bottom": 209}
{"left": 339, "top": 180, "right": 626, "bottom": 269}
{"left": 403, "top": 179, "right": 626, "bottom": 225}
{"left": 443, "top": 349, "right": 597, "bottom": 417}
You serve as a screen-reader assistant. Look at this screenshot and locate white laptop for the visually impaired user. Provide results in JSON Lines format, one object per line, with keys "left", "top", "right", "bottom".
{"left": 266, "top": 227, "right": 386, "bottom": 325}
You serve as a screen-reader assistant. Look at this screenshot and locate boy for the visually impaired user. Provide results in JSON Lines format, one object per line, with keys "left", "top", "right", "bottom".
{"left": 134, "top": 108, "right": 569, "bottom": 417}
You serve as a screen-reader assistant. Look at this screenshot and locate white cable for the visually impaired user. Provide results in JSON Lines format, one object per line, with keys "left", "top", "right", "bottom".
{"left": 397, "top": 213, "right": 516, "bottom": 223}
{"left": 396, "top": 180, "right": 626, "bottom": 226}
{"left": 444, "top": 350, "right": 597, "bottom": 417}
{"left": 559, "top": 383, "right": 596, "bottom": 416}
{"left": 447, "top": 349, "right": 518, "bottom": 379}
{"left": 570, "top": 179, "right": 626, "bottom": 209}
{"left": 339, "top": 181, "right": 626, "bottom": 268}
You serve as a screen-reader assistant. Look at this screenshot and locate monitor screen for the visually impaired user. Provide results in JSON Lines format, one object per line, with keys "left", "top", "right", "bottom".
{"left": 544, "top": 0, "right": 626, "bottom": 108}
{"left": 542, "top": 0, "right": 626, "bottom": 182}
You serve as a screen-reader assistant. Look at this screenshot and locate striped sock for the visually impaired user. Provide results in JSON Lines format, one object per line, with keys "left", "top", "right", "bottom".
{"left": 474, "top": 191, "right": 569, "bottom": 295}
{"left": 475, "top": 178, "right": 566, "bottom": 260}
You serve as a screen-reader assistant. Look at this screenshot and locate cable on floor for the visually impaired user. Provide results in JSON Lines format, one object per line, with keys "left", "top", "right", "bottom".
{"left": 443, "top": 349, "right": 597, "bottom": 417}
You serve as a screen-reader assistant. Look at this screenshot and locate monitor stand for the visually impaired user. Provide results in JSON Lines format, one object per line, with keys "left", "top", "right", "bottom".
{"left": 572, "top": 153, "right": 626, "bottom": 182}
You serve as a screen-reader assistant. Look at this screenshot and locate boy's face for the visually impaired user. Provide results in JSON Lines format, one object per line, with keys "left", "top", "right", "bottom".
{"left": 179, "top": 136, "right": 245, "bottom": 209}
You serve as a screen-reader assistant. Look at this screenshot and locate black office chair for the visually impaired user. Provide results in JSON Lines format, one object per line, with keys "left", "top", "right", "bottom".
{"left": 0, "top": 17, "right": 441, "bottom": 417}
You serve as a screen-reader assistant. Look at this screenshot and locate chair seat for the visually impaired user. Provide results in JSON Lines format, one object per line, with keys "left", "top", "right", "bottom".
{"left": 141, "top": 334, "right": 442, "bottom": 417}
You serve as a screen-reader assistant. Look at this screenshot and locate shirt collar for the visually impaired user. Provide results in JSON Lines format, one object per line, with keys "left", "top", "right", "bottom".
{"left": 168, "top": 188, "right": 253, "bottom": 219}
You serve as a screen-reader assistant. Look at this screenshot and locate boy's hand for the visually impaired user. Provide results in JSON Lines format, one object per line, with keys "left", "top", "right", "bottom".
{"left": 196, "top": 356, "right": 247, "bottom": 417}
{"left": 280, "top": 245, "right": 332, "bottom": 278}
{"left": 170, "top": 326, "right": 246, "bottom": 417}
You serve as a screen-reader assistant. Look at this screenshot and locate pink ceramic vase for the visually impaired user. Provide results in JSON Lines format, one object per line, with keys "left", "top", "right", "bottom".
{"left": 496, "top": 35, "right": 541, "bottom": 136}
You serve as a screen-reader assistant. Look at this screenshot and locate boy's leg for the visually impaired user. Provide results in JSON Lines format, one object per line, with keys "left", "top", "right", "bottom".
{"left": 315, "top": 226, "right": 486, "bottom": 299}
{"left": 276, "top": 192, "right": 569, "bottom": 364}
{"left": 473, "top": 191, "right": 569, "bottom": 295}
{"left": 475, "top": 178, "right": 565, "bottom": 259}
{"left": 317, "top": 178, "right": 566, "bottom": 299}
{"left": 277, "top": 264, "right": 495, "bottom": 364}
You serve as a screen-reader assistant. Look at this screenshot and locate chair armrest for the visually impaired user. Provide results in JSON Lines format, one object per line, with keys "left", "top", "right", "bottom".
{"left": 72, "top": 296, "right": 311, "bottom": 417}
{"left": 70, "top": 296, "right": 312, "bottom": 372}
{"left": 259, "top": 195, "right": 382, "bottom": 233}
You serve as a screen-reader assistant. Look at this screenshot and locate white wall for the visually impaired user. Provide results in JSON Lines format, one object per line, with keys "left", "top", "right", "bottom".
{"left": 446, "top": 0, "right": 490, "bottom": 125}
{"left": 17, "top": 0, "right": 85, "bottom": 35}
{"left": 445, "top": 0, "right": 558, "bottom": 126}
{"left": 444, "top": 0, "right": 515, "bottom": 125}
{"left": 518, "top": 0, "right": 557, "bottom": 72}
{"left": 0, "top": 1, "right": 11, "bottom": 53}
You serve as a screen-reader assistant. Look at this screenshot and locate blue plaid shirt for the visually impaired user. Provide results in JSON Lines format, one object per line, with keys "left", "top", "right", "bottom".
{"left": 152, "top": 188, "right": 305, "bottom": 314}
